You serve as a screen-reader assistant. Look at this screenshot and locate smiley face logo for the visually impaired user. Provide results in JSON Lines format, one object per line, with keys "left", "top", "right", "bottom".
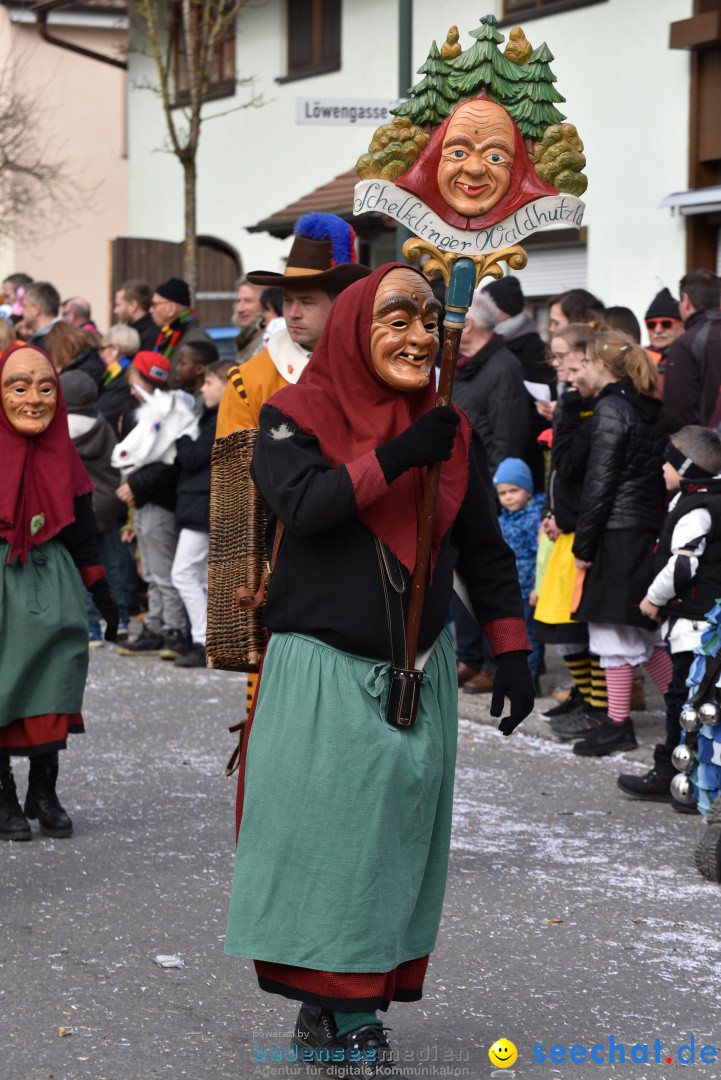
{"left": 488, "top": 1038, "right": 517, "bottom": 1068}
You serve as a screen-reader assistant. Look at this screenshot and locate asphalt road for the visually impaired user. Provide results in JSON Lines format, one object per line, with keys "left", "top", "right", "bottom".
{"left": 2, "top": 642, "right": 720, "bottom": 1080}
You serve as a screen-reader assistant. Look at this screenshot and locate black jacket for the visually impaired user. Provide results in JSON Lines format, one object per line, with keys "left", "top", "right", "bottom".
{"left": 505, "top": 329, "right": 555, "bottom": 391}
{"left": 131, "top": 313, "right": 160, "bottom": 352}
{"left": 65, "top": 347, "right": 105, "bottom": 389}
{"left": 175, "top": 406, "right": 218, "bottom": 531}
{"left": 96, "top": 372, "right": 135, "bottom": 435}
{"left": 547, "top": 391, "right": 595, "bottom": 533}
{"left": 127, "top": 461, "right": 179, "bottom": 511}
{"left": 252, "top": 404, "right": 526, "bottom": 662}
{"left": 452, "top": 336, "right": 530, "bottom": 473}
{"left": 573, "top": 380, "right": 664, "bottom": 562}
{"left": 663, "top": 308, "right": 721, "bottom": 434}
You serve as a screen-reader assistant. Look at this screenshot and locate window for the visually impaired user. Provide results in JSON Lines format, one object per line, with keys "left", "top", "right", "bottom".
{"left": 173, "top": 1, "right": 236, "bottom": 104}
{"left": 286, "top": 0, "right": 341, "bottom": 80}
{"left": 500, "top": 0, "right": 607, "bottom": 22}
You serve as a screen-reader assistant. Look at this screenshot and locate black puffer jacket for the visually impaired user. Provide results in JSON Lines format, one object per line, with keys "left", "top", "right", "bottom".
{"left": 547, "top": 390, "right": 595, "bottom": 534}
{"left": 573, "top": 379, "right": 664, "bottom": 562}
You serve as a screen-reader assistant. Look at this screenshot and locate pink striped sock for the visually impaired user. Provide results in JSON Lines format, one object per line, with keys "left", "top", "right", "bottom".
{"left": 605, "top": 663, "right": 635, "bottom": 722}
{"left": 644, "top": 646, "right": 673, "bottom": 694}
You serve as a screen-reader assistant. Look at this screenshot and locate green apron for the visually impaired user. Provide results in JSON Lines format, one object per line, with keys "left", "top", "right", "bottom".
{"left": 0, "top": 539, "right": 88, "bottom": 724}
{"left": 225, "top": 630, "right": 458, "bottom": 972}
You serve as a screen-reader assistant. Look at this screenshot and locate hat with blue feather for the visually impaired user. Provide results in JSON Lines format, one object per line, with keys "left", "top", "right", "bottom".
{"left": 246, "top": 213, "right": 371, "bottom": 291}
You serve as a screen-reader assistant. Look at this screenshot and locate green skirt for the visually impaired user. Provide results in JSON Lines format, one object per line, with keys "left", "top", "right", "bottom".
{"left": 0, "top": 539, "right": 88, "bottom": 724}
{"left": 225, "top": 630, "right": 458, "bottom": 972}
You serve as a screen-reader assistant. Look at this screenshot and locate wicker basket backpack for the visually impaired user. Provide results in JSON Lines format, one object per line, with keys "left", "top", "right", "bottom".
{"left": 206, "top": 428, "right": 270, "bottom": 673}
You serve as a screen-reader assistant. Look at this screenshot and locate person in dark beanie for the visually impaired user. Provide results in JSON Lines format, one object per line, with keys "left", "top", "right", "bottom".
{"left": 663, "top": 270, "right": 721, "bottom": 435}
{"left": 149, "top": 277, "right": 212, "bottom": 389}
{"left": 483, "top": 276, "right": 553, "bottom": 391}
{"left": 482, "top": 274, "right": 553, "bottom": 492}
{"left": 60, "top": 370, "right": 131, "bottom": 644}
{"left": 644, "top": 288, "right": 683, "bottom": 396}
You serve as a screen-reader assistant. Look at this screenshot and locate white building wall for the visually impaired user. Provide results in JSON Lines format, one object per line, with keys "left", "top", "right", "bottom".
{"left": 128, "top": 0, "right": 693, "bottom": 327}
{"left": 129, "top": 0, "right": 402, "bottom": 275}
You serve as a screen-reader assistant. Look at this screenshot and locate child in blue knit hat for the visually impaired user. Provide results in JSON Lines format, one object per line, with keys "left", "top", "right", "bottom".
{"left": 493, "top": 458, "right": 546, "bottom": 693}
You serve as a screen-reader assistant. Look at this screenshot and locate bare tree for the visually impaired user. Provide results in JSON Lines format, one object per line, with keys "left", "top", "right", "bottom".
{"left": 131, "top": 1, "right": 262, "bottom": 297}
{"left": 0, "top": 57, "right": 83, "bottom": 244}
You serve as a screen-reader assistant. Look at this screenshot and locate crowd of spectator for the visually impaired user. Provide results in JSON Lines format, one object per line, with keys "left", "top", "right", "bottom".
{"left": 2, "top": 261, "right": 720, "bottom": 816}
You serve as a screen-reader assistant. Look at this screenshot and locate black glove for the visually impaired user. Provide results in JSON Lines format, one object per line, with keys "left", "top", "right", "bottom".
{"left": 90, "top": 577, "right": 120, "bottom": 642}
{"left": 375, "top": 407, "right": 461, "bottom": 485}
{"left": 490, "top": 651, "right": 535, "bottom": 736}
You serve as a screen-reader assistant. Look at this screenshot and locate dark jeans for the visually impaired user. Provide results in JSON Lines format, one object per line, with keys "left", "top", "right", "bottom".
{"left": 524, "top": 598, "right": 545, "bottom": 678}
{"left": 85, "top": 529, "right": 134, "bottom": 628}
{"left": 451, "top": 594, "right": 544, "bottom": 678}
{"left": 654, "top": 649, "right": 693, "bottom": 777}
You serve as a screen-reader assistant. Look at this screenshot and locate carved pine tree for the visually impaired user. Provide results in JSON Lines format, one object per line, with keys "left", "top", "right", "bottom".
{"left": 392, "top": 41, "right": 456, "bottom": 128}
{"left": 508, "top": 42, "right": 566, "bottom": 140}
{"left": 448, "top": 15, "right": 520, "bottom": 107}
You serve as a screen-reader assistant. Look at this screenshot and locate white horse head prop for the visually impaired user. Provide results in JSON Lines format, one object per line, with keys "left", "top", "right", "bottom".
{"left": 111, "top": 387, "right": 199, "bottom": 475}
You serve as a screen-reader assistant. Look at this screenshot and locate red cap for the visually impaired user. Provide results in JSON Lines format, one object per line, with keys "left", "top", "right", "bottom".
{"left": 132, "top": 351, "right": 171, "bottom": 386}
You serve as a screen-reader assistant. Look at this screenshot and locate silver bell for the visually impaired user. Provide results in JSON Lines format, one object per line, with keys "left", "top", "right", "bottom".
{"left": 670, "top": 773, "right": 695, "bottom": 805}
{"left": 671, "top": 743, "right": 695, "bottom": 774}
{"left": 698, "top": 701, "right": 721, "bottom": 725}
{"left": 680, "top": 705, "right": 701, "bottom": 732}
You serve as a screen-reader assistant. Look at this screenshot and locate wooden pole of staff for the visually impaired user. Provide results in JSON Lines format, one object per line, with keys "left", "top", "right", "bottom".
{"left": 404, "top": 256, "right": 478, "bottom": 667}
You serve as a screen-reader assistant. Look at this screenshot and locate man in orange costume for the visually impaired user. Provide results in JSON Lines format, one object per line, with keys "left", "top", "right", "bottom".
{"left": 216, "top": 214, "right": 371, "bottom": 437}
{"left": 215, "top": 213, "right": 370, "bottom": 712}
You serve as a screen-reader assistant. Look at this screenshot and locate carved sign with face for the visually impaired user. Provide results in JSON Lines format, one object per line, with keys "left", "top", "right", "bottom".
{"left": 437, "top": 99, "right": 515, "bottom": 218}
{"left": 1, "top": 348, "right": 58, "bottom": 436}
{"left": 369, "top": 268, "right": 441, "bottom": 392}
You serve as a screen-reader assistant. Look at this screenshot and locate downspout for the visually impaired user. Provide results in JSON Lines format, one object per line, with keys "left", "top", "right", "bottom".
{"left": 33, "top": 0, "right": 127, "bottom": 69}
{"left": 396, "top": 0, "right": 413, "bottom": 260}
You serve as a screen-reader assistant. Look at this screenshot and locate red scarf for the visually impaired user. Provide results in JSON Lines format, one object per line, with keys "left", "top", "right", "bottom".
{"left": 0, "top": 344, "right": 93, "bottom": 564}
{"left": 269, "top": 264, "right": 471, "bottom": 574}
{"left": 395, "top": 96, "right": 558, "bottom": 231}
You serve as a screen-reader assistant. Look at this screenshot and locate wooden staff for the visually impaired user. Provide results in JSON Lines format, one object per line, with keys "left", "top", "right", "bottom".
{"left": 405, "top": 257, "right": 478, "bottom": 666}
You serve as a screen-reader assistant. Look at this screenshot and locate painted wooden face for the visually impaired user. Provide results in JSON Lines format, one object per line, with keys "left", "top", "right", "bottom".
{"left": 369, "top": 268, "right": 441, "bottom": 392}
{"left": 437, "top": 99, "right": 515, "bottom": 217}
{"left": 1, "top": 349, "right": 58, "bottom": 436}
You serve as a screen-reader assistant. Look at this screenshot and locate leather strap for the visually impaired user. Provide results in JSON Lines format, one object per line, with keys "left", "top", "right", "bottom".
{"left": 235, "top": 520, "right": 285, "bottom": 610}
{"left": 374, "top": 536, "right": 409, "bottom": 669}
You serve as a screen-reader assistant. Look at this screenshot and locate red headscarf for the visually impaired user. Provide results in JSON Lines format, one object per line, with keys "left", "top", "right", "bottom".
{"left": 269, "top": 264, "right": 471, "bottom": 574}
{"left": 395, "top": 96, "right": 558, "bottom": 231}
{"left": 0, "top": 344, "right": 93, "bottom": 564}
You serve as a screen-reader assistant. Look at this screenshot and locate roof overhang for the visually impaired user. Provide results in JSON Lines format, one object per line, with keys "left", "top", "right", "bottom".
{"left": 29, "top": 0, "right": 128, "bottom": 68}
{"left": 248, "top": 168, "right": 391, "bottom": 238}
{"left": 661, "top": 186, "right": 721, "bottom": 215}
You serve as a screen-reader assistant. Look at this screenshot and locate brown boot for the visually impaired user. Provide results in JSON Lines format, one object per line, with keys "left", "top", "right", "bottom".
{"left": 457, "top": 662, "right": 479, "bottom": 687}
{"left": 462, "top": 667, "right": 496, "bottom": 693}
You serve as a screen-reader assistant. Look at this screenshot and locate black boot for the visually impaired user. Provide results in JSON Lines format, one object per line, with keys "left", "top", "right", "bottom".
{"left": 24, "top": 760, "right": 73, "bottom": 838}
{"left": 293, "top": 1006, "right": 408, "bottom": 1077}
{"left": 0, "top": 771, "right": 31, "bottom": 841}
